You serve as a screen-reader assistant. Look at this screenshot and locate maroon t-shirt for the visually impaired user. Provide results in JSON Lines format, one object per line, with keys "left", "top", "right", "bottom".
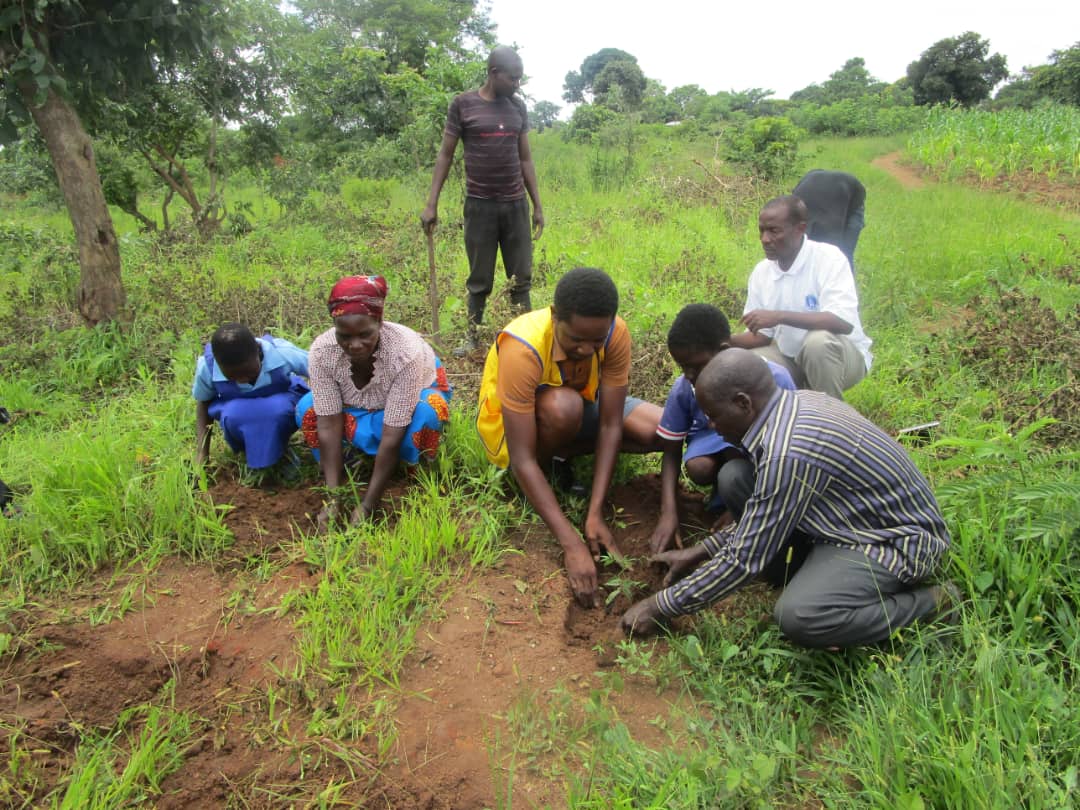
{"left": 445, "top": 91, "right": 528, "bottom": 202}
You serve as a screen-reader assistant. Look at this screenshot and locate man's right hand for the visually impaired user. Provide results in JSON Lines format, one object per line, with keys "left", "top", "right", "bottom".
{"left": 564, "top": 542, "right": 599, "bottom": 608}
{"left": 653, "top": 544, "right": 710, "bottom": 587}
{"left": 420, "top": 204, "right": 438, "bottom": 234}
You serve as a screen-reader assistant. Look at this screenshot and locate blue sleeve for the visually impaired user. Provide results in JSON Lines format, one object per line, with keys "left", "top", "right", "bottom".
{"left": 657, "top": 377, "right": 693, "bottom": 440}
{"left": 270, "top": 338, "right": 310, "bottom": 378}
{"left": 767, "top": 360, "right": 796, "bottom": 391}
{"left": 192, "top": 356, "right": 216, "bottom": 401}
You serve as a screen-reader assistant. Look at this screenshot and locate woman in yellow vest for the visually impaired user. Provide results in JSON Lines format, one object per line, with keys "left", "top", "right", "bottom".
{"left": 476, "top": 267, "right": 662, "bottom": 608}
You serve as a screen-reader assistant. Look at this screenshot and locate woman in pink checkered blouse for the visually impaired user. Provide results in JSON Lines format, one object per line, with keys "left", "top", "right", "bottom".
{"left": 296, "top": 275, "right": 452, "bottom": 530}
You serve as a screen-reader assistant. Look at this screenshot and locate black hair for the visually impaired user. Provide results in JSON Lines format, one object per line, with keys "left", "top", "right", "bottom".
{"left": 763, "top": 195, "right": 808, "bottom": 225}
{"left": 488, "top": 45, "right": 522, "bottom": 71}
{"left": 210, "top": 322, "right": 259, "bottom": 367}
{"left": 552, "top": 267, "right": 619, "bottom": 321}
{"left": 667, "top": 304, "right": 732, "bottom": 353}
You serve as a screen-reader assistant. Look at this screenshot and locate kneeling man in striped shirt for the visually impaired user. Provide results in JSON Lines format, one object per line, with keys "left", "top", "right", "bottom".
{"left": 621, "top": 348, "right": 957, "bottom": 649}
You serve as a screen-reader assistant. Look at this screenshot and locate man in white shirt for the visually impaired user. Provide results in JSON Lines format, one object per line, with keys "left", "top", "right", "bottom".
{"left": 730, "top": 196, "right": 871, "bottom": 399}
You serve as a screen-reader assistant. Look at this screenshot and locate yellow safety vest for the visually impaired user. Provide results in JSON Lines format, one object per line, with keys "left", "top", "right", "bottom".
{"left": 476, "top": 308, "right": 612, "bottom": 468}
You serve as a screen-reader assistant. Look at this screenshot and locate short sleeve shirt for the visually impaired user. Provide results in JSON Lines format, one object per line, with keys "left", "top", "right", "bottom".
{"left": 307, "top": 322, "right": 436, "bottom": 428}
{"left": 445, "top": 91, "right": 528, "bottom": 201}
{"left": 497, "top": 316, "right": 631, "bottom": 415}
{"left": 744, "top": 237, "right": 872, "bottom": 369}
{"left": 657, "top": 358, "right": 796, "bottom": 445}
{"left": 192, "top": 336, "right": 309, "bottom": 402}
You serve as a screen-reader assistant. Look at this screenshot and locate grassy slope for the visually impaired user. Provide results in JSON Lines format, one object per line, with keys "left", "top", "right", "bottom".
{"left": 1, "top": 132, "right": 1078, "bottom": 807}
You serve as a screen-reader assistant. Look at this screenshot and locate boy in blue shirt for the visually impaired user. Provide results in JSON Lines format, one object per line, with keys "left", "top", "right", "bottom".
{"left": 649, "top": 304, "right": 795, "bottom": 553}
{"left": 193, "top": 323, "right": 309, "bottom": 473}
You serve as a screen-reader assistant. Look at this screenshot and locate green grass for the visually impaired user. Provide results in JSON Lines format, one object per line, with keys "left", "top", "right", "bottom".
{"left": 0, "top": 126, "right": 1078, "bottom": 806}
{"left": 51, "top": 697, "right": 195, "bottom": 809}
{"left": 907, "top": 105, "right": 1080, "bottom": 183}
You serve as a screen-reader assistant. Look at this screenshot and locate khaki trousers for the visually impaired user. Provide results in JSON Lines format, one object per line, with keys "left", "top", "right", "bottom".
{"left": 753, "top": 330, "right": 866, "bottom": 399}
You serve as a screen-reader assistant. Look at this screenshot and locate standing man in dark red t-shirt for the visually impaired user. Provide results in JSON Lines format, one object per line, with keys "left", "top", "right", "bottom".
{"left": 421, "top": 46, "right": 545, "bottom": 356}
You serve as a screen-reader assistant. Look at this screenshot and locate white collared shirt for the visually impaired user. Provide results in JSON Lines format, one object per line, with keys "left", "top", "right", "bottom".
{"left": 744, "top": 237, "right": 872, "bottom": 370}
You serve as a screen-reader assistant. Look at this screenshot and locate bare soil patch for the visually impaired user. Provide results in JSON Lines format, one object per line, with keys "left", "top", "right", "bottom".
{"left": 1, "top": 472, "right": 774, "bottom": 806}
{"left": 871, "top": 151, "right": 926, "bottom": 189}
{"left": 0, "top": 469, "right": 340, "bottom": 806}
{"left": 385, "top": 475, "right": 774, "bottom": 809}
{"left": 0, "top": 556, "right": 330, "bottom": 807}
{"left": 208, "top": 469, "right": 323, "bottom": 553}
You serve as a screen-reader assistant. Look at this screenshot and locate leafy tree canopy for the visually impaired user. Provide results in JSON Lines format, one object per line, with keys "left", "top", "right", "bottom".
{"left": 562, "top": 47, "right": 638, "bottom": 103}
{"left": 291, "top": 0, "right": 493, "bottom": 72}
{"left": 592, "top": 59, "right": 646, "bottom": 111}
{"left": 906, "top": 31, "right": 1008, "bottom": 107}
{"left": 0, "top": 0, "right": 218, "bottom": 142}
{"left": 279, "top": 0, "right": 491, "bottom": 160}
{"left": 1032, "top": 41, "right": 1080, "bottom": 106}
{"left": 668, "top": 84, "right": 708, "bottom": 118}
{"left": 531, "top": 100, "right": 560, "bottom": 131}
{"left": 792, "top": 58, "right": 886, "bottom": 104}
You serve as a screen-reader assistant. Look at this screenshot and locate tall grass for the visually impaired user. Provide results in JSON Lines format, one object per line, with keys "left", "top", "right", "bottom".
{"left": 907, "top": 104, "right": 1080, "bottom": 183}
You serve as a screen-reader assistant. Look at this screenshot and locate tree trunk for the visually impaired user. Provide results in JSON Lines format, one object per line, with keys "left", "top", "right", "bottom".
{"left": 23, "top": 85, "right": 126, "bottom": 325}
{"left": 162, "top": 186, "right": 174, "bottom": 232}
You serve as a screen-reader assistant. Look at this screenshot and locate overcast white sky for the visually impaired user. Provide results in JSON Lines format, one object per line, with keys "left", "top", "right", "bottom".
{"left": 484, "top": 0, "right": 1079, "bottom": 111}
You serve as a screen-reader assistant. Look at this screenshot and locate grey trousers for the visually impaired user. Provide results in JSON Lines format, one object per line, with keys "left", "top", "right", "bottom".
{"left": 753, "top": 331, "right": 866, "bottom": 400}
{"left": 463, "top": 196, "right": 533, "bottom": 326}
{"left": 716, "top": 458, "right": 754, "bottom": 519}
{"left": 773, "top": 542, "right": 937, "bottom": 649}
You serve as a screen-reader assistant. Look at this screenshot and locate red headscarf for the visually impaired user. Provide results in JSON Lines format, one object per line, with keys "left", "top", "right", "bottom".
{"left": 327, "top": 275, "right": 388, "bottom": 319}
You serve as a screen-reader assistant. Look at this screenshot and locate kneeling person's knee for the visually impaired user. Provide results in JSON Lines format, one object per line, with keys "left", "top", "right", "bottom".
{"left": 535, "top": 387, "right": 584, "bottom": 445}
{"left": 773, "top": 592, "right": 835, "bottom": 650}
{"left": 684, "top": 455, "right": 718, "bottom": 486}
{"left": 800, "top": 329, "right": 840, "bottom": 358}
{"left": 715, "top": 458, "right": 753, "bottom": 516}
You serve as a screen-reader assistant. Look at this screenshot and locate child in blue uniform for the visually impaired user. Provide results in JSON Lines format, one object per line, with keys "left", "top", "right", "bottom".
{"left": 648, "top": 304, "right": 796, "bottom": 553}
{"left": 193, "top": 323, "right": 309, "bottom": 472}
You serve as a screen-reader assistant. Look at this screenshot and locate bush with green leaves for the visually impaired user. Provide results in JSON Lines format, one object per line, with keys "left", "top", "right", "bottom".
{"left": 793, "top": 92, "right": 926, "bottom": 136}
{"left": 724, "top": 115, "right": 805, "bottom": 180}
{"left": 563, "top": 103, "right": 618, "bottom": 144}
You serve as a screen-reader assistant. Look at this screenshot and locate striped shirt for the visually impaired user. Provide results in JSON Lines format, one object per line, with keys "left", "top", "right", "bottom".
{"left": 656, "top": 389, "right": 950, "bottom": 618}
{"left": 445, "top": 91, "right": 528, "bottom": 201}
{"left": 308, "top": 322, "right": 436, "bottom": 428}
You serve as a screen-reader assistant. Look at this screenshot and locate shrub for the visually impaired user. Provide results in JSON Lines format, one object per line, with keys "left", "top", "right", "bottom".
{"left": 724, "top": 116, "right": 805, "bottom": 180}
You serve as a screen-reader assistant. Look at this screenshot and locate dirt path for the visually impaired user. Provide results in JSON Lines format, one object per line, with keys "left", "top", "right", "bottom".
{"left": 871, "top": 151, "right": 926, "bottom": 189}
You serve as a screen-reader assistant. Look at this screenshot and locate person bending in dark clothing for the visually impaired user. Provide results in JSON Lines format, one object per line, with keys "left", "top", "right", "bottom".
{"left": 793, "top": 169, "right": 865, "bottom": 274}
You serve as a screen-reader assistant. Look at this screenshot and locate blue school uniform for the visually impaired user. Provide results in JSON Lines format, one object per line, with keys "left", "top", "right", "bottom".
{"left": 656, "top": 358, "right": 796, "bottom": 461}
{"left": 193, "top": 336, "right": 310, "bottom": 469}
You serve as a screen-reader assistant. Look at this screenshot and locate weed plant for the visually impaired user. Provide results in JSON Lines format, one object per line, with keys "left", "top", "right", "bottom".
{"left": 54, "top": 704, "right": 194, "bottom": 808}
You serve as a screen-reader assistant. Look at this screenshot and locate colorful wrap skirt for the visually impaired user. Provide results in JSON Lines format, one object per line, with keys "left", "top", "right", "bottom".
{"left": 296, "top": 361, "right": 452, "bottom": 465}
